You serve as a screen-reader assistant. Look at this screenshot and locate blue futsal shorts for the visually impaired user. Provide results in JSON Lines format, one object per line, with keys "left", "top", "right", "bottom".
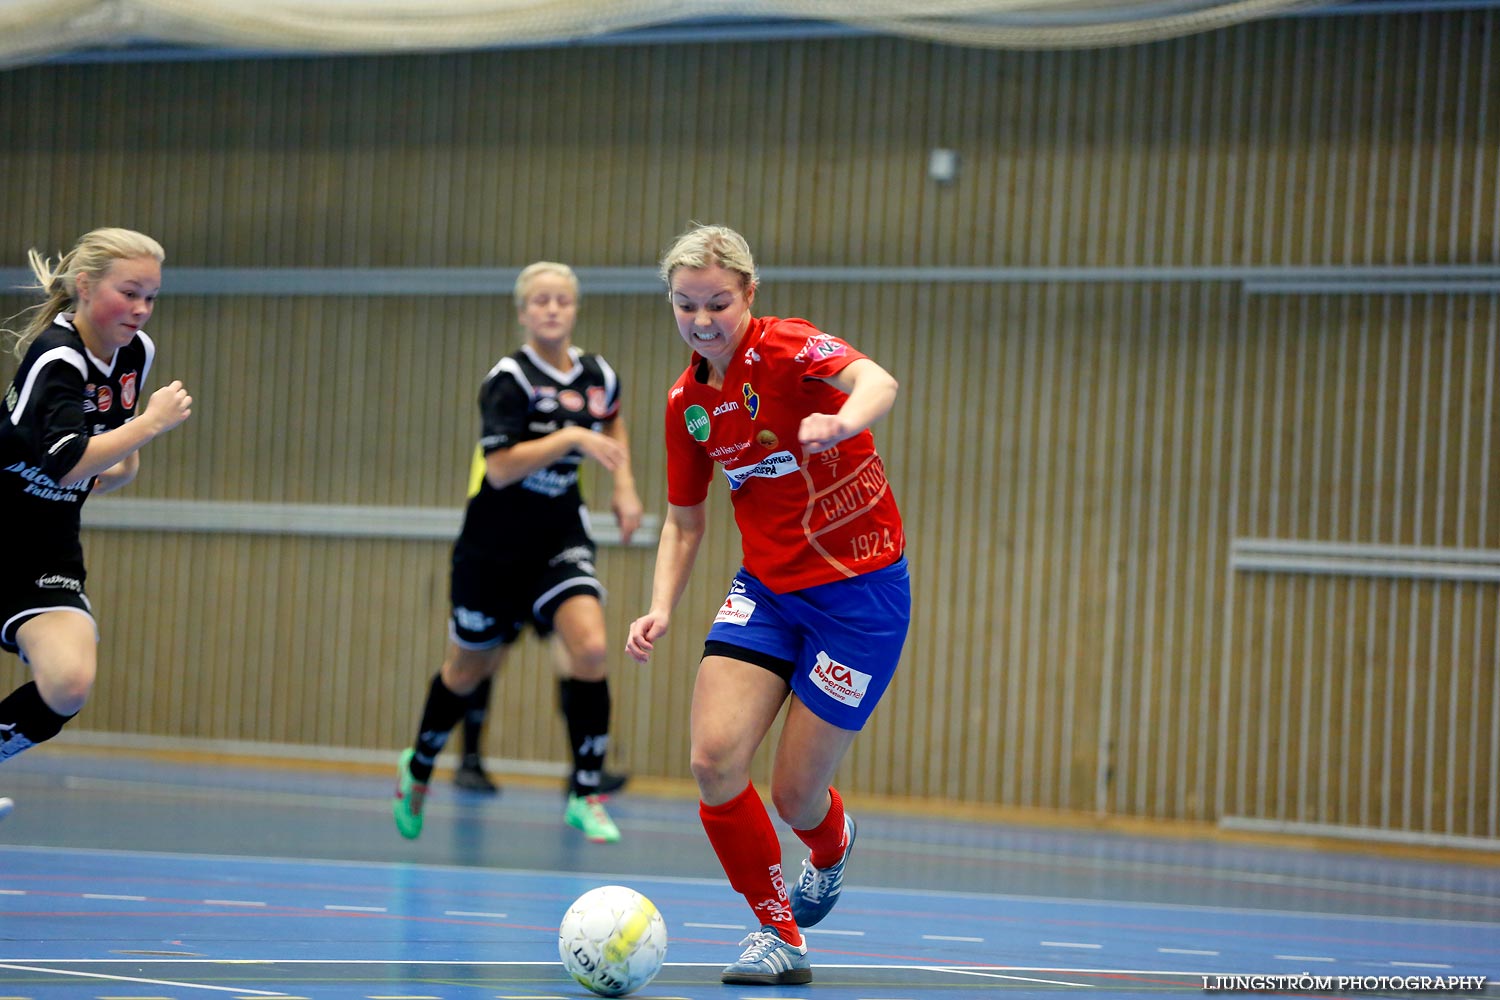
{"left": 702, "top": 556, "right": 911, "bottom": 731}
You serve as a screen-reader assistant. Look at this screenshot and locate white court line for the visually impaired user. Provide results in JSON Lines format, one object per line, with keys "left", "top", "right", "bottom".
{"left": 1390, "top": 961, "right": 1453, "bottom": 969}
{"left": 1041, "top": 941, "right": 1103, "bottom": 949}
{"left": 923, "top": 935, "right": 984, "bottom": 943}
{"left": 204, "top": 899, "right": 267, "bottom": 906}
{"left": 323, "top": 905, "right": 386, "bottom": 912}
{"left": 927, "top": 966, "right": 1095, "bottom": 988}
{"left": 1159, "top": 947, "right": 1219, "bottom": 956}
{"left": 8, "top": 839, "right": 1495, "bottom": 930}
{"left": 444, "top": 910, "right": 509, "bottom": 919}
{"left": 0, "top": 963, "right": 288, "bottom": 996}
{"left": 1274, "top": 954, "right": 1336, "bottom": 962}
{"left": 83, "top": 893, "right": 147, "bottom": 901}
{"left": 0, "top": 959, "right": 1205, "bottom": 973}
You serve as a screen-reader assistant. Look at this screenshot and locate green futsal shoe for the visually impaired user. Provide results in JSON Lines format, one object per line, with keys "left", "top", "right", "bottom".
{"left": 392, "top": 748, "right": 428, "bottom": 840}
{"left": 565, "top": 792, "right": 621, "bottom": 843}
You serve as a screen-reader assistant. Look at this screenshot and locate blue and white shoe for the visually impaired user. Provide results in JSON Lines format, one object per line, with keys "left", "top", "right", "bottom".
{"left": 720, "top": 925, "right": 812, "bottom": 985}
{"left": 790, "top": 814, "right": 856, "bottom": 927}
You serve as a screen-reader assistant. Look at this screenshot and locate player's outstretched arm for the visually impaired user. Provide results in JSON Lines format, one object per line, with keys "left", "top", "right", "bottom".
{"left": 798, "top": 358, "right": 899, "bottom": 454}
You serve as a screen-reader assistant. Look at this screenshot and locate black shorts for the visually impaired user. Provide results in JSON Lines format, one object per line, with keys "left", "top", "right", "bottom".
{"left": 448, "top": 537, "right": 603, "bottom": 649}
{"left": 0, "top": 563, "right": 96, "bottom": 657}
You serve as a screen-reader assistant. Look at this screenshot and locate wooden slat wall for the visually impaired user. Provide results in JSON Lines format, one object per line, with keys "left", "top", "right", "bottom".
{"left": 1, "top": 11, "right": 1495, "bottom": 833}
{"left": 1221, "top": 293, "right": 1500, "bottom": 838}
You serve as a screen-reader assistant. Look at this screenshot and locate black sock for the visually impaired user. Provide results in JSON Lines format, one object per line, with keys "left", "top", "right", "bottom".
{"left": 462, "top": 677, "right": 492, "bottom": 761}
{"left": 560, "top": 678, "right": 610, "bottom": 796}
{"left": 0, "top": 682, "right": 74, "bottom": 761}
{"left": 410, "top": 673, "right": 468, "bottom": 783}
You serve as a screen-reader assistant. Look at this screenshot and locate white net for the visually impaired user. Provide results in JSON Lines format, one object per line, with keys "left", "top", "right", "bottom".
{"left": 0, "top": 0, "right": 1330, "bottom": 67}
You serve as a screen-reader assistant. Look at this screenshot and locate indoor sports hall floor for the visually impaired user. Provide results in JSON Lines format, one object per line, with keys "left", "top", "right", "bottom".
{"left": 1, "top": 747, "right": 1496, "bottom": 999}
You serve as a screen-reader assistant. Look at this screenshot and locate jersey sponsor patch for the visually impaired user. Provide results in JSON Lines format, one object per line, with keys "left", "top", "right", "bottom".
{"left": 713, "top": 593, "right": 756, "bottom": 626}
{"left": 722, "top": 449, "right": 798, "bottom": 491}
{"left": 685, "top": 404, "right": 711, "bottom": 442}
{"left": 586, "top": 385, "right": 613, "bottom": 419}
{"left": 809, "top": 650, "right": 870, "bottom": 707}
{"left": 521, "top": 467, "right": 578, "bottom": 497}
{"left": 5, "top": 459, "right": 82, "bottom": 503}
{"left": 795, "top": 334, "right": 848, "bottom": 363}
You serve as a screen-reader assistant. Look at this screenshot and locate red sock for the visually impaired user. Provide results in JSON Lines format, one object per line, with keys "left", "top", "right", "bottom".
{"left": 699, "top": 783, "right": 801, "bottom": 946}
{"left": 792, "top": 786, "right": 848, "bottom": 869}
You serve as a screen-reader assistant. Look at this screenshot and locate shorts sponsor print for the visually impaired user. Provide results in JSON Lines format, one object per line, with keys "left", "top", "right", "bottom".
{"left": 0, "top": 566, "right": 95, "bottom": 654}
{"left": 703, "top": 557, "right": 910, "bottom": 731}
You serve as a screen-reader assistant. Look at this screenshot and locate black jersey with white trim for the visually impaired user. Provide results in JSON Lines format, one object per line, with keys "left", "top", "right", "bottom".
{"left": 456, "top": 344, "right": 620, "bottom": 554}
{"left": 0, "top": 315, "right": 155, "bottom": 566}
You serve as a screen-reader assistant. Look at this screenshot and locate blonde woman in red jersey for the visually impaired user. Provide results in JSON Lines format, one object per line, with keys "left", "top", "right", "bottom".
{"left": 627, "top": 224, "right": 911, "bottom": 986}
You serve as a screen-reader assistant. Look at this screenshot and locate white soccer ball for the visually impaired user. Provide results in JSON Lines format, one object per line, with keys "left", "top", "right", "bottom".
{"left": 558, "top": 884, "right": 668, "bottom": 997}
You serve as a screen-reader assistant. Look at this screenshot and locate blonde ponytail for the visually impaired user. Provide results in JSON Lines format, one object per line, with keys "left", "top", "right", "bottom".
{"left": 3, "top": 228, "right": 165, "bottom": 359}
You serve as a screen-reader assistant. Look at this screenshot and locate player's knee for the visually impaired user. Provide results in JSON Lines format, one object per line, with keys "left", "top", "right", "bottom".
{"left": 36, "top": 658, "right": 95, "bottom": 715}
{"left": 689, "top": 746, "right": 740, "bottom": 794}
{"left": 443, "top": 646, "right": 500, "bottom": 693}
{"left": 567, "top": 640, "right": 610, "bottom": 681}
{"left": 769, "top": 780, "right": 822, "bottom": 826}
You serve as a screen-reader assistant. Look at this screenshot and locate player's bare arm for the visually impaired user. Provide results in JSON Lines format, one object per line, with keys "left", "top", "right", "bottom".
{"left": 798, "top": 358, "right": 899, "bottom": 454}
{"left": 603, "top": 417, "right": 643, "bottom": 543}
{"left": 61, "top": 380, "right": 193, "bottom": 487}
{"left": 484, "top": 425, "right": 627, "bottom": 489}
{"left": 626, "top": 501, "right": 707, "bottom": 663}
{"left": 91, "top": 451, "right": 140, "bottom": 494}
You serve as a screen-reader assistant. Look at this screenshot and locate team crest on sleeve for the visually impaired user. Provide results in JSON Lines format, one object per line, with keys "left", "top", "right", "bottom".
{"left": 795, "top": 334, "right": 847, "bottom": 363}
{"left": 741, "top": 383, "right": 760, "bottom": 419}
{"left": 120, "top": 371, "right": 138, "bottom": 409}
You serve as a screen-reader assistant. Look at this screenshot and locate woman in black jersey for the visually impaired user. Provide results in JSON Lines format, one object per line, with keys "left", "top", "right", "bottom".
{"left": 393, "top": 261, "right": 642, "bottom": 843}
{"left": 0, "top": 228, "right": 194, "bottom": 820}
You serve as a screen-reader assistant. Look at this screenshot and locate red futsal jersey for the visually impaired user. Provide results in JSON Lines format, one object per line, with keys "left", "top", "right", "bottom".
{"left": 664, "top": 315, "right": 905, "bottom": 593}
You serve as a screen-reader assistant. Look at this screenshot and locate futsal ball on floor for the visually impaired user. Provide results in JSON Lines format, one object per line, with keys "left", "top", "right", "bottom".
{"left": 558, "top": 884, "right": 668, "bottom": 997}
